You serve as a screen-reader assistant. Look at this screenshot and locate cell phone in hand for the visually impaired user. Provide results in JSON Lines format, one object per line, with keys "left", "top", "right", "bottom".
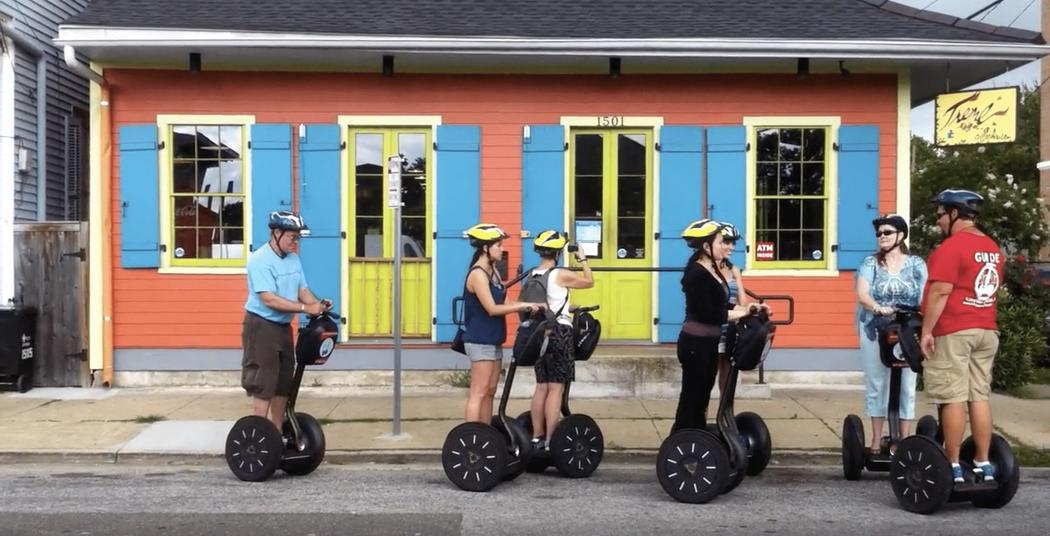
{"left": 568, "top": 244, "right": 579, "bottom": 253}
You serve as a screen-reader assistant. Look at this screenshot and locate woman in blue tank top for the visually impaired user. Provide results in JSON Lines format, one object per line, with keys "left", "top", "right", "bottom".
{"left": 716, "top": 223, "right": 752, "bottom": 393}
{"left": 461, "top": 224, "right": 542, "bottom": 424}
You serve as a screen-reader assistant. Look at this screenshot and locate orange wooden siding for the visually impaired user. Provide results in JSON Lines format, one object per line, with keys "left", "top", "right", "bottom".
{"left": 106, "top": 71, "right": 897, "bottom": 349}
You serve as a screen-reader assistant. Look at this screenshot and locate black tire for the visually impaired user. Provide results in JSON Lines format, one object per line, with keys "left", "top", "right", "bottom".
{"left": 961, "top": 434, "right": 1020, "bottom": 509}
{"left": 517, "top": 410, "right": 551, "bottom": 473}
{"left": 736, "top": 412, "right": 772, "bottom": 476}
{"left": 722, "top": 468, "right": 746, "bottom": 495}
{"left": 656, "top": 428, "right": 729, "bottom": 504}
{"left": 15, "top": 374, "right": 29, "bottom": 393}
{"left": 889, "top": 435, "right": 953, "bottom": 515}
{"left": 492, "top": 415, "right": 532, "bottom": 482}
{"left": 842, "top": 414, "right": 865, "bottom": 481}
{"left": 441, "top": 422, "right": 507, "bottom": 492}
{"left": 280, "top": 412, "right": 326, "bottom": 476}
{"left": 225, "top": 416, "right": 284, "bottom": 482}
{"left": 916, "top": 415, "right": 940, "bottom": 442}
{"left": 551, "top": 413, "right": 604, "bottom": 478}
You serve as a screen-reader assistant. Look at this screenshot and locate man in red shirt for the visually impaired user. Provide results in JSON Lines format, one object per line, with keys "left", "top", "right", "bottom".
{"left": 920, "top": 189, "right": 1003, "bottom": 484}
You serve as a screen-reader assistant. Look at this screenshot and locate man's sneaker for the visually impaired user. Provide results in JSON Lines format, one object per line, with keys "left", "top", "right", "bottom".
{"left": 952, "top": 463, "right": 964, "bottom": 483}
{"left": 973, "top": 461, "right": 996, "bottom": 482}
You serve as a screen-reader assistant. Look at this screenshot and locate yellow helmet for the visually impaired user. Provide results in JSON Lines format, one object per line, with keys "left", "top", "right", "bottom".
{"left": 466, "top": 223, "right": 508, "bottom": 248}
{"left": 533, "top": 230, "right": 567, "bottom": 251}
{"left": 681, "top": 219, "right": 723, "bottom": 240}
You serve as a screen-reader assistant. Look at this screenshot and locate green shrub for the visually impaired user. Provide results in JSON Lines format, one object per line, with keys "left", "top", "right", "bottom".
{"left": 992, "top": 290, "right": 1040, "bottom": 391}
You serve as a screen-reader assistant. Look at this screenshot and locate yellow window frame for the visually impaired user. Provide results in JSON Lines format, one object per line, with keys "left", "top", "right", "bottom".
{"left": 744, "top": 116, "right": 840, "bottom": 273}
{"left": 156, "top": 114, "right": 255, "bottom": 274}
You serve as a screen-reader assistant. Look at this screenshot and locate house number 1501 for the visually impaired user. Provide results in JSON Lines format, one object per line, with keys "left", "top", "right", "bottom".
{"left": 597, "top": 116, "right": 624, "bottom": 127}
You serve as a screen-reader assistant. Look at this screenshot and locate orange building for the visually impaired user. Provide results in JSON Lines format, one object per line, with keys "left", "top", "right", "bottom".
{"left": 54, "top": 1, "right": 1047, "bottom": 384}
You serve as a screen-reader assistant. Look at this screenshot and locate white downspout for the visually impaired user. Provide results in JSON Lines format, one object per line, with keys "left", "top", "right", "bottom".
{"left": 63, "top": 46, "right": 104, "bottom": 85}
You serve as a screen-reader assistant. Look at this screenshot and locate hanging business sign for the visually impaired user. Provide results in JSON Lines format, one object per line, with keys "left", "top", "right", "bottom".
{"left": 934, "top": 87, "right": 1018, "bottom": 147}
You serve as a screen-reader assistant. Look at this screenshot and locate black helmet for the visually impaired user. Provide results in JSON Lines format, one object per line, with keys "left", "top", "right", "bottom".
{"left": 932, "top": 189, "right": 983, "bottom": 218}
{"left": 872, "top": 214, "right": 908, "bottom": 240}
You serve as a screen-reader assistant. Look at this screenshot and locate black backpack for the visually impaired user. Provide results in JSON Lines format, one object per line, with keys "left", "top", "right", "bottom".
{"left": 572, "top": 310, "right": 601, "bottom": 361}
{"left": 512, "top": 269, "right": 562, "bottom": 366}
{"left": 731, "top": 314, "right": 773, "bottom": 371}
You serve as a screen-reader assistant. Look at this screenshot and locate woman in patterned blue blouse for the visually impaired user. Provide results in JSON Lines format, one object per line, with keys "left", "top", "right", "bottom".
{"left": 854, "top": 214, "right": 927, "bottom": 454}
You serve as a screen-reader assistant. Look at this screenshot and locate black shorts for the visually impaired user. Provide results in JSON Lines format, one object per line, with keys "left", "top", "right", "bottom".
{"left": 535, "top": 323, "right": 575, "bottom": 384}
{"left": 241, "top": 312, "right": 295, "bottom": 399}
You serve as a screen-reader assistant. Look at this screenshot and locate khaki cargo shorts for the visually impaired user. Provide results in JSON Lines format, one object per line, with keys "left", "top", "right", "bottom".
{"left": 241, "top": 312, "right": 295, "bottom": 400}
{"left": 923, "top": 328, "right": 998, "bottom": 405}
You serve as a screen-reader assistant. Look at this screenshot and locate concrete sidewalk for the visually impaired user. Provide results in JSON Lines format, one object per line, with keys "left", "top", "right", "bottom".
{"left": 0, "top": 386, "right": 1047, "bottom": 464}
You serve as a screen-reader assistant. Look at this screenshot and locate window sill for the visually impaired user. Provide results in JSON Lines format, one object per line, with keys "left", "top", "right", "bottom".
{"left": 741, "top": 268, "right": 841, "bottom": 277}
{"left": 159, "top": 266, "right": 247, "bottom": 275}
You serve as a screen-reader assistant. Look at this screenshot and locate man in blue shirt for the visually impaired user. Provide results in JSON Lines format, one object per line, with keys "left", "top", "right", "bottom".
{"left": 242, "top": 210, "right": 331, "bottom": 431}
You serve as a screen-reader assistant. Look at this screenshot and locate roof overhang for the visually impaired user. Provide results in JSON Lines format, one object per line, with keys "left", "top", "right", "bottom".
{"left": 55, "top": 26, "right": 1050, "bottom": 105}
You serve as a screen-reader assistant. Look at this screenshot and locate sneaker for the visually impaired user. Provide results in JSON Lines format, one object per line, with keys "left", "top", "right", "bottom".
{"left": 952, "top": 463, "right": 964, "bottom": 483}
{"left": 973, "top": 461, "right": 996, "bottom": 482}
{"left": 530, "top": 436, "right": 544, "bottom": 449}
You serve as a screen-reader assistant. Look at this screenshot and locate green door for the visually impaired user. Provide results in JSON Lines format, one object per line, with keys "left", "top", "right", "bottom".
{"left": 569, "top": 130, "right": 653, "bottom": 340}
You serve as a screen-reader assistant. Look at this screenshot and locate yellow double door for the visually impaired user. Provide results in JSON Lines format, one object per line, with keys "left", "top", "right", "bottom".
{"left": 347, "top": 128, "right": 432, "bottom": 337}
{"left": 569, "top": 129, "right": 654, "bottom": 340}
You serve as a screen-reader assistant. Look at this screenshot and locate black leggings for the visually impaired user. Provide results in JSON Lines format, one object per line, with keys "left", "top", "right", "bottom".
{"left": 671, "top": 331, "right": 720, "bottom": 433}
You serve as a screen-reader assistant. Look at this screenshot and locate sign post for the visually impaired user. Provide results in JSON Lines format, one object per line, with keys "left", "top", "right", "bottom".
{"left": 387, "top": 155, "right": 404, "bottom": 436}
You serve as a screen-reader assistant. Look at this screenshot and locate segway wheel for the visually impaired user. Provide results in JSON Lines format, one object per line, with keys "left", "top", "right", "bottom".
{"left": 960, "top": 434, "right": 1020, "bottom": 509}
{"left": 889, "top": 435, "right": 953, "bottom": 515}
{"left": 225, "top": 416, "right": 284, "bottom": 482}
{"left": 916, "top": 415, "right": 940, "bottom": 442}
{"left": 280, "top": 412, "right": 326, "bottom": 476}
{"left": 736, "top": 412, "right": 772, "bottom": 476}
{"left": 516, "top": 411, "right": 550, "bottom": 473}
{"left": 442, "top": 422, "right": 507, "bottom": 492}
{"left": 551, "top": 413, "right": 604, "bottom": 478}
{"left": 492, "top": 415, "right": 532, "bottom": 482}
{"left": 842, "top": 414, "right": 866, "bottom": 481}
{"left": 656, "top": 429, "right": 729, "bottom": 504}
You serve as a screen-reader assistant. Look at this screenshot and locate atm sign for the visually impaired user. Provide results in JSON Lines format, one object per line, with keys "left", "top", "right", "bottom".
{"left": 756, "top": 242, "right": 775, "bottom": 261}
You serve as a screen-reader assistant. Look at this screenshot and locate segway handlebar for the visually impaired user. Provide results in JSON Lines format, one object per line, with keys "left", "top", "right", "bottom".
{"left": 744, "top": 290, "right": 794, "bottom": 326}
{"left": 576, "top": 305, "right": 600, "bottom": 313}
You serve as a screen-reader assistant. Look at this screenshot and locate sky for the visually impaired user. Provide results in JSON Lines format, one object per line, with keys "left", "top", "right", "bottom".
{"left": 894, "top": 0, "right": 1042, "bottom": 139}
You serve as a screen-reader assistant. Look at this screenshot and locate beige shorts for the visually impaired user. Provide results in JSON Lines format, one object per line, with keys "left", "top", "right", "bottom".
{"left": 923, "top": 328, "right": 998, "bottom": 405}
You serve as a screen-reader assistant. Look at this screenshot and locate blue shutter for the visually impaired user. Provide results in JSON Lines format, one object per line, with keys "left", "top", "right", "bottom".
{"left": 657, "top": 126, "right": 703, "bottom": 342}
{"left": 837, "top": 125, "right": 880, "bottom": 270}
{"left": 707, "top": 126, "right": 748, "bottom": 269}
{"left": 249, "top": 124, "right": 293, "bottom": 251}
{"left": 435, "top": 125, "right": 482, "bottom": 342}
{"left": 298, "top": 124, "right": 343, "bottom": 319}
{"left": 118, "top": 125, "right": 160, "bottom": 268}
{"left": 521, "top": 125, "right": 565, "bottom": 269}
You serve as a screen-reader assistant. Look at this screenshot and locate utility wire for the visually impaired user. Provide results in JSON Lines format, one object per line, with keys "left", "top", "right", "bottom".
{"left": 1007, "top": 0, "right": 1036, "bottom": 28}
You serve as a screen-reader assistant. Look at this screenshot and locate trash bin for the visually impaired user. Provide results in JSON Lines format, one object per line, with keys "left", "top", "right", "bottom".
{"left": 0, "top": 306, "right": 37, "bottom": 393}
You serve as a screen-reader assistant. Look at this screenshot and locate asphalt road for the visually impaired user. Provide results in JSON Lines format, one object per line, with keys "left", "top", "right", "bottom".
{"left": 0, "top": 462, "right": 1047, "bottom": 535}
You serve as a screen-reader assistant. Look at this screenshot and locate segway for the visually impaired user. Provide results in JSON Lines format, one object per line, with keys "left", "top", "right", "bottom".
{"left": 225, "top": 310, "right": 338, "bottom": 482}
{"left": 441, "top": 299, "right": 535, "bottom": 492}
{"left": 841, "top": 305, "right": 938, "bottom": 480}
{"left": 656, "top": 306, "right": 779, "bottom": 504}
{"left": 884, "top": 314, "right": 1021, "bottom": 514}
{"left": 516, "top": 305, "right": 605, "bottom": 478}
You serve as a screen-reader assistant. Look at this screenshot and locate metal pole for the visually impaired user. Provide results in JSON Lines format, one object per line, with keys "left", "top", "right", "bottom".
{"left": 388, "top": 156, "right": 403, "bottom": 436}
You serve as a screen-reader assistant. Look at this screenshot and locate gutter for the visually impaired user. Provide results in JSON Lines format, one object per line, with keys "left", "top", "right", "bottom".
{"left": 2, "top": 19, "right": 47, "bottom": 222}
{"left": 54, "top": 27, "right": 1050, "bottom": 62}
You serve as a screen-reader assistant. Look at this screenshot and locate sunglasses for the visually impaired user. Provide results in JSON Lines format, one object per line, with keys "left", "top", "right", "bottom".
{"left": 288, "top": 235, "right": 302, "bottom": 243}
{"left": 875, "top": 230, "right": 898, "bottom": 237}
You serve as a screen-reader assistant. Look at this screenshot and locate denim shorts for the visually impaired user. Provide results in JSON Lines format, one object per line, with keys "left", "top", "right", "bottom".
{"left": 465, "top": 343, "right": 504, "bottom": 362}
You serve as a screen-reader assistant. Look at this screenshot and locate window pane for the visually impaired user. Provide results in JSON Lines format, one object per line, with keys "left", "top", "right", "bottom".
{"left": 220, "top": 126, "right": 242, "bottom": 159}
{"left": 173, "top": 227, "right": 196, "bottom": 259}
{"left": 802, "top": 163, "right": 825, "bottom": 195}
{"left": 803, "top": 128, "right": 825, "bottom": 161}
{"left": 755, "top": 199, "right": 776, "bottom": 231}
{"left": 756, "top": 129, "right": 778, "bottom": 161}
{"left": 402, "top": 175, "right": 426, "bottom": 216}
{"left": 618, "top": 177, "right": 645, "bottom": 217}
{"left": 220, "top": 197, "right": 244, "bottom": 245}
{"left": 356, "top": 216, "right": 384, "bottom": 257}
{"left": 778, "top": 128, "right": 801, "bottom": 161}
{"left": 779, "top": 163, "right": 800, "bottom": 195}
{"left": 576, "top": 177, "right": 603, "bottom": 218}
{"left": 575, "top": 134, "right": 603, "bottom": 176}
{"left": 802, "top": 199, "right": 825, "bottom": 230}
{"left": 617, "top": 218, "right": 646, "bottom": 259}
{"left": 198, "top": 161, "right": 221, "bottom": 193}
{"left": 779, "top": 199, "right": 801, "bottom": 230}
{"left": 197, "top": 126, "right": 221, "bottom": 158}
{"left": 356, "top": 176, "right": 383, "bottom": 217}
{"left": 355, "top": 134, "right": 383, "bottom": 174}
{"left": 802, "top": 230, "right": 824, "bottom": 261}
{"left": 173, "top": 162, "right": 196, "bottom": 193}
{"left": 756, "top": 163, "right": 777, "bottom": 196}
{"left": 402, "top": 217, "right": 427, "bottom": 257}
{"left": 173, "top": 196, "right": 198, "bottom": 227}
{"left": 399, "top": 133, "right": 427, "bottom": 174}
{"left": 778, "top": 231, "right": 802, "bottom": 261}
{"left": 219, "top": 160, "right": 242, "bottom": 194}
{"left": 618, "top": 134, "right": 646, "bottom": 176}
{"left": 173, "top": 126, "right": 196, "bottom": 159}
